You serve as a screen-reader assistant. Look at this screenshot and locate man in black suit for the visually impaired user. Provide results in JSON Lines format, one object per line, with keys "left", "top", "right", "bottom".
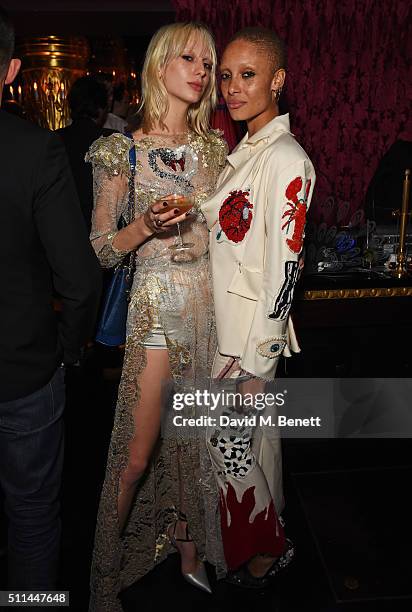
{"left": 0, "top": 7, "right": 101, "bottom": 590}
{"left": 57, "top": 76, "right": 113, "bottom": 233}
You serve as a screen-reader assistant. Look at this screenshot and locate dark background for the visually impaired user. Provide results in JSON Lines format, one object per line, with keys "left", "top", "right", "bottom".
{"left": 1, "top": 2, "right": 411, "bottom": 611}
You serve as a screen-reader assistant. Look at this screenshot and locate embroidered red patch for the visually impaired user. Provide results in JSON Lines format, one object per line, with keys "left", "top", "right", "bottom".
{"left": 281, "top": 177, "right": 311, "bottom": 254}
{"left": 219, "top": 483, "right": 285, "bottom": 569}
{"left": 164, "top": 156, "right": 185, "bottom": 172}
{"left": 218, "top": 190, "right": 253, "bottom": 243}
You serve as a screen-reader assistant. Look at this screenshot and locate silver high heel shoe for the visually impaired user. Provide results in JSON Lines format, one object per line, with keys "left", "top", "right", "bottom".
{"left": 169, "top": 513, "right": 212, "bottom": 594}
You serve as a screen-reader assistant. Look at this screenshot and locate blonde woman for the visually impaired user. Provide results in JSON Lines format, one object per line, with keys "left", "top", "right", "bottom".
{"left": 87, "top": 23, "right": 227, "bottom": 611}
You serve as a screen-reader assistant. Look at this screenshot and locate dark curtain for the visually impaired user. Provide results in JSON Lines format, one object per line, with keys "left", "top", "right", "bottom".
{"left": 172, "top": 0, "right": 412, "bottom": 224}
{"left": 210, "top": 94, "right": 243, "bottom": 152}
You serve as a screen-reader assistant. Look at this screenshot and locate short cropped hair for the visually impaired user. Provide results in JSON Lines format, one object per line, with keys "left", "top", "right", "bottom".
{"left": 228, "top": 27, "right": 287, "bottom": 72}
{"left": 68, "top": 76, "right": 108, "bottom": 121}
{"left": 0, "top": 6, "right": 14, "bottom": 77}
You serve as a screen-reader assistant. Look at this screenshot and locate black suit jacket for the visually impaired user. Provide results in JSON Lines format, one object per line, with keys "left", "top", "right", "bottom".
{"left": 0, "top": 110, "right": 102, "bottom": 401}
{"left": 57, "top": 118, "right": 114, "bottom": 233}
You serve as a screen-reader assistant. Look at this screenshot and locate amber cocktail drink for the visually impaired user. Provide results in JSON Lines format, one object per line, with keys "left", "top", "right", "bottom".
{"left": 166, "top": 194, "right": 195, "bottom": 252}
{"left": 162, "top": 194, "right": 194, "bottom": 214}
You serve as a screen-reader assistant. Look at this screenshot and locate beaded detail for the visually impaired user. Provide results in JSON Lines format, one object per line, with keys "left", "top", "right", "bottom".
{"left": 257, "top": 336, "right": 287, "bottom": 358}
{"left": 86, "top": 132, "right": 141, "bottom": 177}
{"left": 147, "top": 144, "right": 198, "bottom": 193}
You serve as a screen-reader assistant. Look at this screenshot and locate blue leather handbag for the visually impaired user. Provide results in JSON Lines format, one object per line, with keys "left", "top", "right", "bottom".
{"left": 95, "top": 135, "right": 137, "bottom": 346}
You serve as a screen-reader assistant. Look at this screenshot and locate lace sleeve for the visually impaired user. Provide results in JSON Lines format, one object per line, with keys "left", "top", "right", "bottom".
{"left": 86, "top": 134, "right": 131, "bottom": 268}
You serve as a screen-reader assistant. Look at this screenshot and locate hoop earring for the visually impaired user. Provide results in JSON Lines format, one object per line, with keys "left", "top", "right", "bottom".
{"left": 272, "top": 87, "right": 283, "bottom": 102}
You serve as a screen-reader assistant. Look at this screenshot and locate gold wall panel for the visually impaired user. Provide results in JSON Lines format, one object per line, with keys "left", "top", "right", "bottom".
{"left": 303, "top": 286, "right": 412, "bottom": 300}
{"left": 17, "top": 36, "right": 89, "bottom": 130}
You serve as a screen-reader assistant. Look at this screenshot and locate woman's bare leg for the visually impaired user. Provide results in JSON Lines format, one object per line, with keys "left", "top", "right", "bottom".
{"left": 117, "top": 348, "right": 170, "bottom": 533}
{"left": 116, "top": 348, "right": 199, "bottom": 572}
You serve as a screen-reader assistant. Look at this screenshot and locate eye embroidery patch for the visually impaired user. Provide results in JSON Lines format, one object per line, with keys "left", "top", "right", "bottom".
{"left": 268, "top": 261, "right": 299, "bottom": 320}
{"left": 216, "top": 189, "right": 253, "bottom": 243}
{"left": 257, "top": 336, "right": 287, "bottom": 359}
{"left": 281, "top": 177, "right": 311, "bottom": 254}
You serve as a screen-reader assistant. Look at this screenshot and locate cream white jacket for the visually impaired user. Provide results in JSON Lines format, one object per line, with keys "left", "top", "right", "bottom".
{"left": 201, "top": 114, "right": 316, "bottom": 380}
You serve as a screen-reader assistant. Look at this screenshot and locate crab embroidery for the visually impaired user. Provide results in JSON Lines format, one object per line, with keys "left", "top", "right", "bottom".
{"left": 281, "top": 177, "right": 311, "bottom": 254}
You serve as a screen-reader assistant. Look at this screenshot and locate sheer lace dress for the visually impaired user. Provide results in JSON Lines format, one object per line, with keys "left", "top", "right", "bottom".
{"left": 86, "top": 130, "right": 228, "bottom": 612}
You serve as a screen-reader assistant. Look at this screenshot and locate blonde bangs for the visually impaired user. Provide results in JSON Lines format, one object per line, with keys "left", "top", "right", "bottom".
{"left": 139, "top": 22, "right": 217, "bottom": 137}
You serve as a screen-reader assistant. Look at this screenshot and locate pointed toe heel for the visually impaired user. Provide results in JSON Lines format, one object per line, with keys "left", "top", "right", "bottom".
{"left": 168, "top": 512, "right": 212, "bottom": 594}
{"left": 183, "top": 560, "right": 212, "bottom": 594}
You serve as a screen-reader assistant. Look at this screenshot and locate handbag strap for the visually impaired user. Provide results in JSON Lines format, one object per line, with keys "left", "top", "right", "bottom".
{"left": 124, "top": 131, "right": 137, "bottom": 289}
{"left": 124, "top": 131, "right": 136, "bottom": 223}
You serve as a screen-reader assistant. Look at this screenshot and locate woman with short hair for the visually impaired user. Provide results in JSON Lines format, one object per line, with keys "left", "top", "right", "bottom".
{"left": 202, "top": 26, "right": 316, "bottom": 588}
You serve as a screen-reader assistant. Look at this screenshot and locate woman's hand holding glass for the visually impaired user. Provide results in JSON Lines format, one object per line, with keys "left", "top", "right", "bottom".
{"left": 143, "top": 196, "right": 191, "bottom": 235}
{"left": 111, "top": 196, "right": 193, "bottom": 256}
